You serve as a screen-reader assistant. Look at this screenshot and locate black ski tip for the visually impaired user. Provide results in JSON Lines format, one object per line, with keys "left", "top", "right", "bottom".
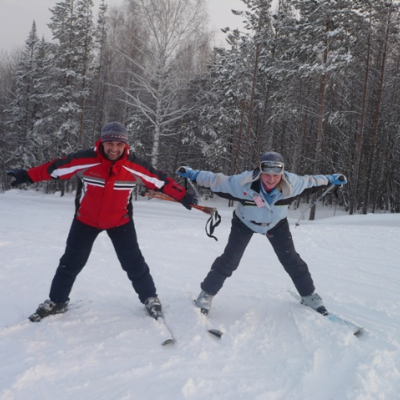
{"left": 162, "top": 338, "right": 175, "bottom": 346}
{"left": 354, "top": 327, "right": 364, "bottom": 336}
{"left": 208, "top": 328, "right": 223, "bottom": 338}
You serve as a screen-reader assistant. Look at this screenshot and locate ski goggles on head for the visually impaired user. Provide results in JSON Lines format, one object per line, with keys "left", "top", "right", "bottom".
{"left": 260, "top": 161, "right": 284, "bottom": 175}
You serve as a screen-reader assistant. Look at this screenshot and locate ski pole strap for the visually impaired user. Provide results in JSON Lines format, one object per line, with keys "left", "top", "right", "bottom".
{"left": 205, "top": 210, "right": 222, "bottom": 241}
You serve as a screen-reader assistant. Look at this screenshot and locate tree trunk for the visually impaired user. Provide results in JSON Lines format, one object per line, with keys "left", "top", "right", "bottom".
{"left": 309, "top": 50, "right": 328, "bottom": 221}
{"left": 233, "top": 98, "right": 247, "bottom": 175}
{"left": 243, "top": 43, "right": 260, "bottom": 170}
{"left": 362, "top": 10, "right": 390, "bottom": 214}
{"left": 349, "top": 27, "right": 371, "bottom": 215}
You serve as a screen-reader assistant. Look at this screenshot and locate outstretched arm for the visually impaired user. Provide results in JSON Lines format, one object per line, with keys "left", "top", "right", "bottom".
{"left": 128, "top": 156, "right": 198, "bottom": 210}
{"left": 7, "top": 169, "right": 34, "bottom": 187}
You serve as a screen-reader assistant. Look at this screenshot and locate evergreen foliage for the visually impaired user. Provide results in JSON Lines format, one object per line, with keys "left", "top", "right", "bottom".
{"left": 1, "top": 0, "right": 400, "bottom": 214}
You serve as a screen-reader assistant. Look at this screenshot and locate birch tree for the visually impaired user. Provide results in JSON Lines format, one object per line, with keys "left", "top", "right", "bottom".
{"left": 117, "top": 0, "right": 208, "bottom": 167}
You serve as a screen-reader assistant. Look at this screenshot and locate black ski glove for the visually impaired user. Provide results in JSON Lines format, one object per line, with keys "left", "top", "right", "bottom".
{"left": 7, "top": 169, "right": 34, "bottom": 187}
{"left": 180, "top": 193, "right": 198, "bottom": 210}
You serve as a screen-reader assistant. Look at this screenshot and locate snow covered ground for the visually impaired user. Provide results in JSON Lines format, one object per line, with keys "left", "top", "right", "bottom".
{"left": 1, "top": 189, "right": 399, "bottom": 400}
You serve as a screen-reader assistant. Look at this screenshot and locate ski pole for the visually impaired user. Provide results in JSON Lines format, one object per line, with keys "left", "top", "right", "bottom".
{"left": 142, "top": 189, "right": 216, "bottom": 215}
{"left": 295, "top": 184, "right": 337, "bottom": 227}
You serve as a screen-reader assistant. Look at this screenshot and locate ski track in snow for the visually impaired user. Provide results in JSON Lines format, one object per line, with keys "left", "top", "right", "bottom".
{"left": 1, "top": 190, "right": 400, "bottom": 400}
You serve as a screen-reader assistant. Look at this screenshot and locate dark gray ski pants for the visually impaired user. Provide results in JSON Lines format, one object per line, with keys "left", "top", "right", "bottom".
{"left": 201, "top": 213, "right": 315, "bottom": 297}
{"left": 49, "top": 218, "right": 157, "bottom": 304}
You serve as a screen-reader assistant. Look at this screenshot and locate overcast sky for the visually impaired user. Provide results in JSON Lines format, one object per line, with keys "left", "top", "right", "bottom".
{"left": 0, "top": 0, "right": 246, "bottom": 52}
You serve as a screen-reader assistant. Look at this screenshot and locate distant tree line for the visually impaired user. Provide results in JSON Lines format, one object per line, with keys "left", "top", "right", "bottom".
{"left": 1, "top": 0, "right": 400, "bottom": 216}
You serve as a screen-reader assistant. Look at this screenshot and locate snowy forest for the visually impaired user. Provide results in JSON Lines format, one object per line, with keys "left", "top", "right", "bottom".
{"left": 1, "top": 0, "right": 400, "bottom": 216}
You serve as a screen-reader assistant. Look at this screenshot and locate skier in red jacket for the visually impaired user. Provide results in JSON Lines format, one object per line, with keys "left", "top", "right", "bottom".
{"left": 8, "top": 122, "right": 196, "bottom": 322}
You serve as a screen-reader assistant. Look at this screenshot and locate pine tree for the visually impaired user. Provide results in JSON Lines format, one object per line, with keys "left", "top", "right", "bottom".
{"left": 90, "top": 0, "right": 108, "bottom": 142}
{"left": 0, "top": 48, "right": 23, "bottom": 189}
{"left": 75, "top": 0, "right": 95, "bottom": 147}
{"left": 5, "top": 22, "right": 42, "bottom": 168}
{"left": 273, "top": 0, "right": 358, "bottom": 219}
{"left": 46, "top": 0, "right": 95, "bottom": 156}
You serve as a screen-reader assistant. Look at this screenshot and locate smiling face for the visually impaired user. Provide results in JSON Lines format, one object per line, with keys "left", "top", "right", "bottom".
{"left": 102, "top": 141, "right": 126, "bottom": 161}
{"left": 261, "top": 173, "right": 282, "bottom": 191}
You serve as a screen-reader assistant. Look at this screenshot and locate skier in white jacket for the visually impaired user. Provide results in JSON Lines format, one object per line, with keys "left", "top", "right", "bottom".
{"left": 177, "top": 151, "right": 347, "bottom": 316}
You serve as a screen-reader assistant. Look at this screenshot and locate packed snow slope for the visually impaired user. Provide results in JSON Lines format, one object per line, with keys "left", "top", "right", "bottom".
{"left": 1, "top": 190, "right": 400, "bottom": 400}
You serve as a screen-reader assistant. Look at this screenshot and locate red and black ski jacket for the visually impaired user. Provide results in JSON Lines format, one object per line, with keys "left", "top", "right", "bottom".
{"left": 27, "top": 139, "right": 187, "bottom": 229}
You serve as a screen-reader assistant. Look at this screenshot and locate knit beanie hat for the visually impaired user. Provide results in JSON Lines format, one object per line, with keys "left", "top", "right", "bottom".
{"left": 101, "top": 122, "right": 128, "bottom": 144}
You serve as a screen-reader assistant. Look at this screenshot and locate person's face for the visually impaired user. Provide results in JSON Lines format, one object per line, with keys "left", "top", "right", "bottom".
{"left": 102, "top": 141, "right": 126, "bottom": 161}
{"left": 261, "top": 173, "right": 282, "bottom": 191}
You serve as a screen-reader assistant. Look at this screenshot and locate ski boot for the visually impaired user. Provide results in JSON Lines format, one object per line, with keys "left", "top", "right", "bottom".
{"left": 145, "top": 297, "right": 162, "bottom": 320}
{"left": 29, "top": 299, "right": 69, "bottom": 322}
{"left": 301, "top": 293, "right": 328, "bottom": 315}
{"left": 195, "top": 290, "right": 214, "bottom": 316}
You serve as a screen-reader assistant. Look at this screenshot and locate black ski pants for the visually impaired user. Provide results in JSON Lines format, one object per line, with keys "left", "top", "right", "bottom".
{"left": 49, "top": 218, "right": 157, "bottom": 304}
{"left": 201, "top": 213, "right": 315, "bottom": 297}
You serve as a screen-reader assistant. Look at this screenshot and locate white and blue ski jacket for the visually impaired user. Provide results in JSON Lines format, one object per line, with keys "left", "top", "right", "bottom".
{"left": 196, "top": 170, "right": 330, "bottom": 234}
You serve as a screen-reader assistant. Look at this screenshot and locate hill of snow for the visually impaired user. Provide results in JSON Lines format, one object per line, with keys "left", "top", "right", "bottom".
{"left": 1, "top": 190, "right": 399, "bottom": 400}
